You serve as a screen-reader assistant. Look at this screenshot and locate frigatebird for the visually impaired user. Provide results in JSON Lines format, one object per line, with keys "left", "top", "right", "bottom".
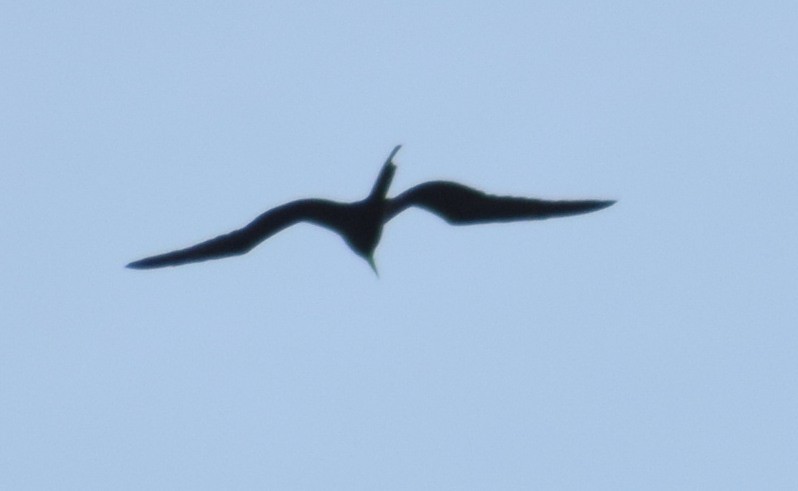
{"left": 127, "top": 145, "right": 614, "bottom": 272}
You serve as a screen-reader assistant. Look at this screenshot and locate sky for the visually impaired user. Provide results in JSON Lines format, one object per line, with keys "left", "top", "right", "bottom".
{"left": 2, "top": 1, "right": 797, "bottom": 489}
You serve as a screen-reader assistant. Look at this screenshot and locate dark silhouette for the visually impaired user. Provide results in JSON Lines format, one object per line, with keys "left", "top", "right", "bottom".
{"left": 127, "top": 145, "right": 614, "bottom": 272}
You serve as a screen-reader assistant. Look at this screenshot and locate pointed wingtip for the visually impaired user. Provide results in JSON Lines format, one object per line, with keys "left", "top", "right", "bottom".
{"left": 582, "top": 199, "right": 616, "bottom": 215}
{"left": 549, "top": 198, "right": 616, "bottom": 219}
{"left": 126, "top": 257, "right": 164, "bottom": 270}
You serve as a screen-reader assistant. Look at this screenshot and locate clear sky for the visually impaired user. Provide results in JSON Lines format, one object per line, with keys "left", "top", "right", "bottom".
{"left": 2, "top": 1, "right": 796, "bottom": 489}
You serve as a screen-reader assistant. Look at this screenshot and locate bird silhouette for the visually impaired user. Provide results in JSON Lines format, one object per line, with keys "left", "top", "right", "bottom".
{"left": 127, "top": 145, "right": 614, "bottom": 272}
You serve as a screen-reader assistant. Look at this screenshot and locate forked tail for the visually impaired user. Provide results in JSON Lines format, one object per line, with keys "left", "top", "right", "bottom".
{"left": 368, "top": 145, "right": 401, "bottom": 200}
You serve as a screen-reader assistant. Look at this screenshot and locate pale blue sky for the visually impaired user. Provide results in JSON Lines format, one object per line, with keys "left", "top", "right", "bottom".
{"left": 2, "top": 1, "right": 797, "bottom": 489}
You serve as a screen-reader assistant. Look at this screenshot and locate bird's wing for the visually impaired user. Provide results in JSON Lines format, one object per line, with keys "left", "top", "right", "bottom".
{"left": 127, "top": 199, "right": 342, "bottom": 269}
{"left": 387, "top": 181, "right": 615, "bottom": 224}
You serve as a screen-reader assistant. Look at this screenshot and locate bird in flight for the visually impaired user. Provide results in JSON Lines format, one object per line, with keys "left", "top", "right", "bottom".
{"left": 127, "top": 145, "right": 614, "bottom": 273}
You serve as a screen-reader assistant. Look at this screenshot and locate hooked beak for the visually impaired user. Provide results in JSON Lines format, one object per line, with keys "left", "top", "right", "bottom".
{"left": 367, "top": 256, "right": 379, "bottom": 277}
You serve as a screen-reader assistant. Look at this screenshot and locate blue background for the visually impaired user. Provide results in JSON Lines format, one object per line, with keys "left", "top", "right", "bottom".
{"left": 2, "top": 2, "right": 796, "bottom": 488}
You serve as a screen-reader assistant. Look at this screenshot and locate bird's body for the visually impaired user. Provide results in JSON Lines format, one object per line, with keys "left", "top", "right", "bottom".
{"left": 127, "top": 146, "right": 614, "bottom": 271}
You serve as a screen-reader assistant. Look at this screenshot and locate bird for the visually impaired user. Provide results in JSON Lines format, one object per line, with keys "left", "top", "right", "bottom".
{"left": 127, "top": 145, "right": 614, "bottom": 273}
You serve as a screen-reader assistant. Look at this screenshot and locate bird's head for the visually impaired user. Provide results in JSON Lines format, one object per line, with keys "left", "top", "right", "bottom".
{"left": 341, "top": 211, "right": 383, "bottom": 276}
{"left": 342, "top": 232, "right": 380, "bottom": 276}
{"left": 342, "top": 240, "right": 379, "bottom": 276}
{"left": 365, "top": 254, "right": 379, "bottom": 277}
